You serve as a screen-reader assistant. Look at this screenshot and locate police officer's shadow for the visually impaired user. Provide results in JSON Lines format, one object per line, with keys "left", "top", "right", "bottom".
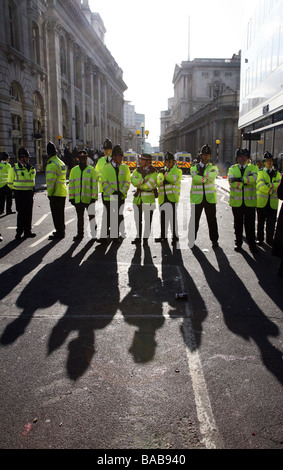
{"left": 161, "top": 242, "right": 208, "bottom": 352}
{"left": 191, "top": 245, "right": 283, "bottom": 385}
{"left": 47, "top": 241, "right": 120, "bottom": 380}
{"left": 1, "top": 239, "right": 119, "bottom": 381}
{"left": 119, "top": 244, "right": 165, "bottom": 363}
{"left": 0, "top": 241, "right": 61, "bottom": 345}
{"left": 240, "top": 247, "right": 283, "bottom": 311}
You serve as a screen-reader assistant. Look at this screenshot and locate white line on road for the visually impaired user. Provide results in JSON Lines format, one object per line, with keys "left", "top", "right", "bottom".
{"left": 29, "top": 218, "right": 76, "bottom": 247}
{"left": 34, "top": 213, "right": 50, "bottom": 226}
{"left": 177, "top": 266, "right": 224, "bottom": 449}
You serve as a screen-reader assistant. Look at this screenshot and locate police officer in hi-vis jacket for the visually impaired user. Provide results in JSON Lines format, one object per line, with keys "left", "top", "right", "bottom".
{"left": 189, "top": 144, "right": 219, "bottom": 248}
{"left": 228, "top": 148, "right": 258, "bottom": 254}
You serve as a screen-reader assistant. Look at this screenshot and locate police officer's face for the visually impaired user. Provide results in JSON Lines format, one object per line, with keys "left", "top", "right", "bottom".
{"left": 166, "top": 159, "right": 174, "bottom": 169}
{"left": 104, "top": 148, "right": 111, "bottom": 157}
{"left": 20, "top": 155, "right": 29, "bottom": 165}
{"left": 201, "top": 153, "right": 211, "bottom": 164}
{"left": 237, "top": 154, "right": 248, "bottom": 166}
{"left": 113, "top": 154, "right": 123, "bottom": 166}
{"left": 264, "top": 158, "right": 273, "bottom": 169}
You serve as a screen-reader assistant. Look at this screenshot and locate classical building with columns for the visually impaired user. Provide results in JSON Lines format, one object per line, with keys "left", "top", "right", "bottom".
{"left": 0, "top": 0, "right": 127, "bottom": 169}
{"left": 160, "top": 54, "right": 241, "bottom": 174}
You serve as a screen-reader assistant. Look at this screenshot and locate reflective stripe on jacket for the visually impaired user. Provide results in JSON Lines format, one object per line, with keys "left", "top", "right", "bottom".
{"left": 46, "top": 155, "right": 67, "bottom": 197}
{"left": 256, "top": 168, "right": 281, "bottom": 210}
{"left": 69, "top": 165, "right": 98, "bottom": 204}
{"left": 8, "top": 163, "right": 36, "bottom": 191}
{"left": 157, "top": 165, "right": 182, "bottom": 204}
{"left": 190, "top": 162, "right": 218, "bottom": 204}
{"left": 228, "top": 163, "right": 258, "bottom": 207}
{"left": 101, "top": 162, "right": 131, "bottom": 201}
{"left": 0, "top": 161, "right": 11, "bottom": 187}
{"left": 131, "top": 166, "right": 158, "bottom": 205}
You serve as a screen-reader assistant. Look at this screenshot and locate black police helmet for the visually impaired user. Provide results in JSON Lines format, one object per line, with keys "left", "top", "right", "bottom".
{"left": 235, "top": 148, "right": 246, "bottom": 160}
{"left": 201, "top": 144, "right": 211, "bottom": 155}
{"left": 263, "top": 151, "right": 273, "bottom": 160}
{"left": 103, "top": 139, "right": 112, "bottom": 150}
{"left": 165, "top": 151, "right": 174, "bottom": 160}
{"left": 47, "top": 141, "right": 57, "bottom": 156}
{"left": 18, "top": 147, "right": 30, "bottom": 159}
{"left": 112, "top": 145, "right": 123, "bottom": 158}
{"left": 2, "top": 151, "right": 10, "bottom": 160}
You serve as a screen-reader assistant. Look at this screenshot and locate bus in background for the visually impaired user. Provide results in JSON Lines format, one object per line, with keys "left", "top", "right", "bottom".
{"left": 123, "top": 151, "right": 138, "bottom": 171}
{"left": 175, "top": 152, "right": 192, "bottom": 174}
{"left": 152, "top": 152, "right": 164, "bottom": 169}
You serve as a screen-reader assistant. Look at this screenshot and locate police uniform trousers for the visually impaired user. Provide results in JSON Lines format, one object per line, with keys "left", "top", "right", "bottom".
{"left": 0, "top": 184, "right": 12, "bottom": 214}
{"left": 232, "top": 204, "right": 256, "bottom": 248}
{"left": 256, "top": 201, "right": 277, "bottom": 244}
{"left": 134, "top": 203, "right": 154, "bottom": 240}
{"left": 75, "top": 202, "right": 96, "bottom": 238}
{"left": 49, "top": 196, "right": 66, "bottom": 237}
{"left": 101, "top": 196, "right": 125, "bottom": 238}
{"left": 160, "top": 199, "right": 178, "bottom": 240}
{"left": 14, "top": 190, "right": 34, "bottom": 236}
{"left": 194, "top": 198, "right": 219, "bottom": 243}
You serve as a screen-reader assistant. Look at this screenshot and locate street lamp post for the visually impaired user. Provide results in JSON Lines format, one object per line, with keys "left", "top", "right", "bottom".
{"left": 136, "top": 122, "right": 149, "bottom": 153}
{"left": 216, "top": 139, "right": 220, "bottom": 163}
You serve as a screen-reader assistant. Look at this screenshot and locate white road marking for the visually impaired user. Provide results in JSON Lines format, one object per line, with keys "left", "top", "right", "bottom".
{"left": 34, "top": 213, "right": 50, "bottom": 226}
{"left": 29, "top": 218, "right": 76, "bottom": 247}
{"left": 177, "top": 265, "right": 224, "bottom": 449}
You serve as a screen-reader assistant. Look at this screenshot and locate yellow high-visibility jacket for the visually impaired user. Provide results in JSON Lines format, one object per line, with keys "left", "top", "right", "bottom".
{"left": 228, "top": 163, "right": 258, "bottom": 207}
{"left": 101, "top": 162, "right": 131, "bottom": 201}
{"left": 131, "top": 166, "right": 158, "bottom": 205}
{"left": 69, "top": 165, "right": 98, "bottom": 204}
{"left": 45, "top": 155, "right": 67, "bottom": 197}
{"left": 0, "top": 161, "right": 11, "bottom": 188}
{"left": 8, "top": 163, "right": 36, "bottom": 191}
{"left": 157, "top": 165, "right": 182, "bottom": 204}
{"left": 256, "top": 168, "right": 281, "bottom": 210}
{"left": 190, "top": 162, "right": 218, "bottom": 204}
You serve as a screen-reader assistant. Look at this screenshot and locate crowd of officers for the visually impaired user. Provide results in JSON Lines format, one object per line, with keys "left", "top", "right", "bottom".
{"left": 0, "top": 140, "right": 282, "bottom": 276}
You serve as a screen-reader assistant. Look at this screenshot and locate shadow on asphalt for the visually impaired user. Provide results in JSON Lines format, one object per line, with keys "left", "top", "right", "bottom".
{"left": 191, "top": 245, "right": 283, "bottom": 385}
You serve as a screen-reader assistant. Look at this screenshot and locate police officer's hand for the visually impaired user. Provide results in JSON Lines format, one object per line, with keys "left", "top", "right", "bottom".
{"left": 231, "top": 177, "right": 243, "bottom": 183}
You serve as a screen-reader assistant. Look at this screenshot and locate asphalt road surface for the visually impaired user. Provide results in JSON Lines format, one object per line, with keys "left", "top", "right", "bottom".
{"left": 0, "top": 175, "right": 282, "bottom": 451}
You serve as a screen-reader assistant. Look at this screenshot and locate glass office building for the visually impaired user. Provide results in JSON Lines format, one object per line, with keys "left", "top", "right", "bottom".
{"left": 239, "top": 0, "right": 283, "bottom": 170}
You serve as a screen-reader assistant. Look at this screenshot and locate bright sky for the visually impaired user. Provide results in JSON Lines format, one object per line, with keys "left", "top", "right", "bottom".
{"left": 89, "top": 0, "right": 257, "bottom": 147}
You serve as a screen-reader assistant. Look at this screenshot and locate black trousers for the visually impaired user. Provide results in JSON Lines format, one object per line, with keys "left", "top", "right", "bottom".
{"left": 0, "top": 185, "right": 12, "bottom": 213}
{"left": 232, "top": 205, "right": 256, "bottom": 247}
{"left": 257, "top": 205, "right": 277, "bottom": 243}
{"left": 194, "top": 199, "right": 219, "bottom": 243}
{"left": 49, "top": 196, "right": 66, "bottom": 237}
{"left": 75, "top": 203, "right": 96, "bottom": 238}
{"left": 14, "top": 190, "right": 34, "bottom": 236}
{"left": 159, "top": 201, "right": 178, "bottom": 239}
{"left": 134, "top": 203, "right": 154, "bottom": 239}
{"left": 101, "top": 197, "right": 125, "bottom": 238}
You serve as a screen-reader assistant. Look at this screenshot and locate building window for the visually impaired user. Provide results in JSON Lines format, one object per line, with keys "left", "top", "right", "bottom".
{"left": 8, "top": 1, "right": 17, "bottom": 49}
{"left": 32, "top": 23, "right": 40, "bottom": 65}
{"left": 60, "top": 37, "right": 67, "bottom": 77}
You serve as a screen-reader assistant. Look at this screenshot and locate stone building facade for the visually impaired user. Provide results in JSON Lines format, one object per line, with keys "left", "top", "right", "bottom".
{"left": 0, "top": 0, "right": 127, "bottom": 169}
{"left": 160, "top": 54, "right": 241, "bottom": 174}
